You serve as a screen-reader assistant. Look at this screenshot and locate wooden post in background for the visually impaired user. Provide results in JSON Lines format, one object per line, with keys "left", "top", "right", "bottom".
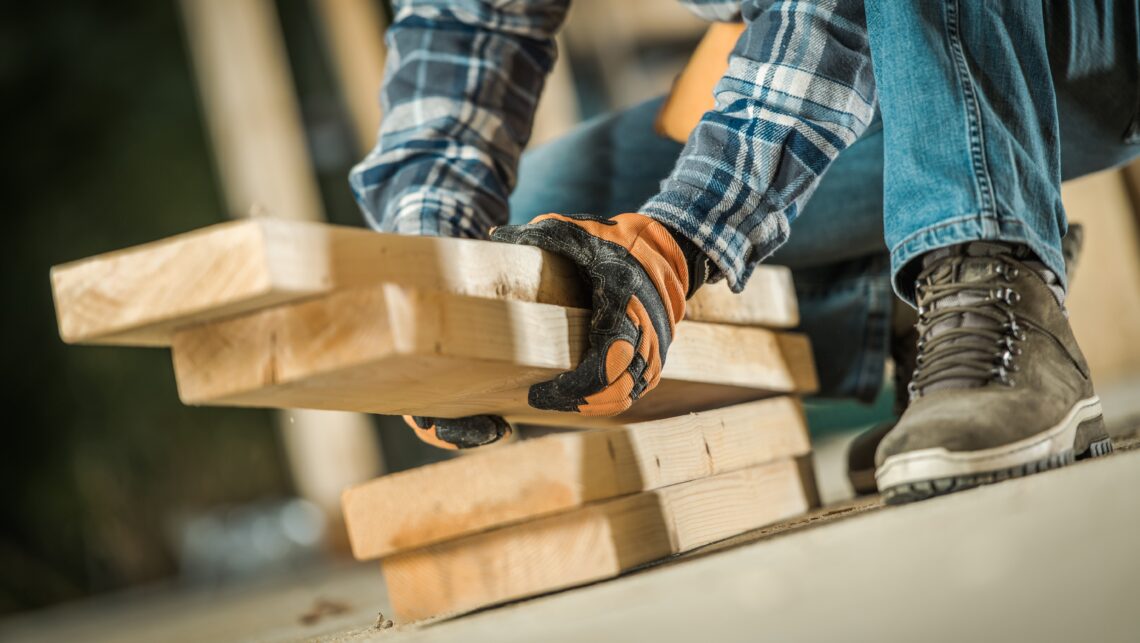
{"left": 178, "top": 0, "right": 384, "bottom": 534}
{"left": 311, "top": 0, "right": 388, "bottom": 151}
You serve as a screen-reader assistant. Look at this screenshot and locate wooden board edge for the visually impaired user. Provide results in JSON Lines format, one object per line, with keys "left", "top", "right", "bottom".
{"left": 341, "top": 396, "right": 811, "bottom": 560}
{"left": 382, "top": 459, "right": 808, "bottom": 622}
{"left": 50, "top": 219, "right": 328, "bottom": 345}
{"left": 52, "top": 217, "right": 802, "bottom": 347}
{"left": 171, "top": 285, "right": 819, "bottom": 412}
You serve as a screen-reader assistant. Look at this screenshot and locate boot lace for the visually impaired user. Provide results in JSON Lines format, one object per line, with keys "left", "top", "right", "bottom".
{"left": 908, "top": 255, "right": 1025, "bottom": 399}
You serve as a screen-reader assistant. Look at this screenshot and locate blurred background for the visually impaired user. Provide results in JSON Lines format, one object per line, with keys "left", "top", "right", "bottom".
{"left": 2, "top": 0, "right": 1139, "bottom": 633}
{"left": 0, "top": 0, "right": 713, "bottom": 619}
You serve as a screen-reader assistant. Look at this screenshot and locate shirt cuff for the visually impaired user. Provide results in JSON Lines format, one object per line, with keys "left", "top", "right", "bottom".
{"left": 641, "top": 189, "right": 790, "bottom": 293}
{"left": 366, "top": 190, "right": 494, "bottom": 240}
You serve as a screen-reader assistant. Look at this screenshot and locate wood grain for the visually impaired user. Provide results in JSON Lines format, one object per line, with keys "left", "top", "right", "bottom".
{"left": 169, "top": 285, "right": 818, "bottom": 420}
{"left": 382, "top": 459, "right": 809, "bottom": 621}
{"left": 51, "top": 219, "right": 798, "bottom": 346}
{"left": 342, "top": 397, "right": 810, "bottom": 560}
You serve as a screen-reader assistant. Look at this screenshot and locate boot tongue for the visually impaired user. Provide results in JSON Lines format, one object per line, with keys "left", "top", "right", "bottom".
{"left": 918, "top": 243, "right": 1012, "bottom": 393}
{"left": 923, "top": 242, "right": 1064, "bottom": 304}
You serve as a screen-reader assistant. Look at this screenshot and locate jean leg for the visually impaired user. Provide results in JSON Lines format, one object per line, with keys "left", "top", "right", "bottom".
{"left": 1048, "top": 1, "right": 1140, "bottom": 179}
{"left": 866, "top": 0, "right": 1068, "bottom": 299}
{"left": 868, "top": 1, "right": 1140, "bottom": 299}
{"left": 770, "top": 116, "right": 894, "bottom": 401}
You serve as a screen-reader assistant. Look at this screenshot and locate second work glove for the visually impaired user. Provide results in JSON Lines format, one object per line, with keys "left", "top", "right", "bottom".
{"left": 402, "top": 414, "right": 511, "bottom": 450}
{"left": 490, "top": 213, "right": 708, "bottom": 416}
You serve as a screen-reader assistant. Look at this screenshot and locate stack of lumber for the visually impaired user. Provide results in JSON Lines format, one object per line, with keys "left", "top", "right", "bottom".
{"left": 344, "top": 397, "right": 816, "bottom": 620}
{"left": 50, "top": 218, "right": 821, "bottom": 619}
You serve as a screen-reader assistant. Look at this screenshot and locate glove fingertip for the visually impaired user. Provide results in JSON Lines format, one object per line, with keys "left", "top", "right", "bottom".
{"left": 489, "top": 224, "right": 522, "bottom": 243}
{"left": 527, "top": 379, "right": 582, "bottom": 413}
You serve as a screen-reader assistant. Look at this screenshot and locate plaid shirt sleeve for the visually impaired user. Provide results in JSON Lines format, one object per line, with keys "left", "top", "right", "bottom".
{"left": 350, "top": 0, "right": 874, "bottom": 293}
{"left": 348, "top": 0, "right": 569, "bottom": 239}
{"left": 642, "top": 0, "right": 877, "bottom": 291}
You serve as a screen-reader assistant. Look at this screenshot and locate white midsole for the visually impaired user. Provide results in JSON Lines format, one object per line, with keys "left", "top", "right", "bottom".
{"left": 875, "top": 396, "right": 1103, "bottom": 490}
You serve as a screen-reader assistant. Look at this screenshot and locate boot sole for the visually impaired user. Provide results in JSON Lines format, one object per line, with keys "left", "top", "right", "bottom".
{"left": 876, "top": 396, "right": 1113, "bottom": 505}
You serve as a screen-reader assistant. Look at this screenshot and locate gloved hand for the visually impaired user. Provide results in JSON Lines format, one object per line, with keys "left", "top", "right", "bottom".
{"left": 401, "top": 212, "right": 706, "bottom": 448}
{"left": 403, "top": 415, "right": 512, "bottom": 450}
{"left": 490, "top": 213, "right": 708, "bottom": 415}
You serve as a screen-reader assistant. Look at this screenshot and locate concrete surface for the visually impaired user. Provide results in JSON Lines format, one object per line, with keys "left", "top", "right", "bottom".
{"left": 356, "top": 446, "right": 1140, "bottom": 643}
{"left": 4, "top": 439, "right": 1137, "bottom": 643}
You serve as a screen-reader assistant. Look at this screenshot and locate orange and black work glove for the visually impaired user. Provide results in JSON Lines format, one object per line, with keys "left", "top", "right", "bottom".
{"left": 489, "top": 213, "right": 709, "bottom": 416}
{"left": 402, "top": 414, "right": 512, "bottom": 450}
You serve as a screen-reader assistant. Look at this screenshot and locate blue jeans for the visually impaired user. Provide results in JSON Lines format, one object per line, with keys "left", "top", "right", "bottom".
{"left": 510, "top": 1, "right": 1139, "bottom": 401}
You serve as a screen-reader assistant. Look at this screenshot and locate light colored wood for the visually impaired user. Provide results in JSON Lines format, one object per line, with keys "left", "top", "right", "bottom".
{"left": 170, "top": 284, "right": 818, "bottom": 419}
{"left": 51, "top": 219, "right": 325, "bottom": 346}
{"left": 342, "top": 397, "right": 809, "bottom": 560}
{"left": 50, "top": 219, "right": 580, "bottom": 346}
{"left": 382, "top": 459, "right": 810, "bottom": 621}
{"left": 178, "top": 0, "right": 383, "bottom": 520}
{"left": 655, "top": 22, "right": 744, "bottom": 143}
{"left": 178, "top": 0, "right": 323, "bottom": 222}
{"left": 51, "top": 219, "right": 798, "bottom": 347}
{"left": 311, "top": 0, "right": 387, "bottom": 151}
{"left": 686, "top": 267, "right": 799, "bottom": 327}
{"left": 279, "top": 408, "right": 384, "bottom": 522}
{"left": 1062, "top": 170, "right": 1140, "bottom": 384}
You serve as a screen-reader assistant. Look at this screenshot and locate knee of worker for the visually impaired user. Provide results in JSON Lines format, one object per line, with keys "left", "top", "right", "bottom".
{"left": 508, "top": 96, "right": 681, "bottom": 224}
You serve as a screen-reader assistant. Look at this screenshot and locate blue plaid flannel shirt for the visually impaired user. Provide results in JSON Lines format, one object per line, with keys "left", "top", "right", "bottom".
{"left": 349, "top": 0, "right": 876, "bottom": 291}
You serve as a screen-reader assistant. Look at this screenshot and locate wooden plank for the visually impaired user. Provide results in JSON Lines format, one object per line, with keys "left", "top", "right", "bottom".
{"left": 50, "top": 219, "right": 580, "bottom": 346}
{"left": 382, "top": 459, "right": 810, "bottom": 621}
{"left": 50, "top": 219, "right": 798, "bottom": 346}
{"left": 342, "top": 397, "right": 809, "bottom": 560}
{"left": 685, "top": 267, "right": 798, "bottom": 327}
{"left": 169, "top": 285, "right": 818, "bottom": 420}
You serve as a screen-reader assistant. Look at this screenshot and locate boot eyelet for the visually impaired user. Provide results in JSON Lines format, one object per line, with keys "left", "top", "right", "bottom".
{"left": 1004, "top": 320, "right": 1027, "bottom": 341}
{"left": 1000, "top": 350, "right": 1018, "bottom": 370}
{"left": 991, "top": 365, "right": 1015, "bottom": 385}
{"left": 996, "top": 263, "right": 1021, "bottom": 281}
{"left": 992, "top": 287, "right": 1020, "bottom": 305}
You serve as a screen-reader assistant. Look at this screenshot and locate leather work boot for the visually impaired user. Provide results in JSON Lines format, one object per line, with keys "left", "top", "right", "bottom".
{"left": 874, "top": 240, "right": 1113, "bottom": 504}
{"left": 846, "top": 226, "right": 1086, "bottom": 496}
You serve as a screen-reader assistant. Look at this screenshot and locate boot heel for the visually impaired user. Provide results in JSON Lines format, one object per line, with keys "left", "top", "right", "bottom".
{"left": 1074, "top": 415, "right": 1113, "bottom": 460}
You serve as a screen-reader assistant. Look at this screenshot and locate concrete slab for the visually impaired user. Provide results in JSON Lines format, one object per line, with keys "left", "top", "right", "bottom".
{"left": 339, "top": 448, "right": 1140, "bottom": 643}
{"left": 4, "top": 447, "right": 1137, "bottom": 643}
